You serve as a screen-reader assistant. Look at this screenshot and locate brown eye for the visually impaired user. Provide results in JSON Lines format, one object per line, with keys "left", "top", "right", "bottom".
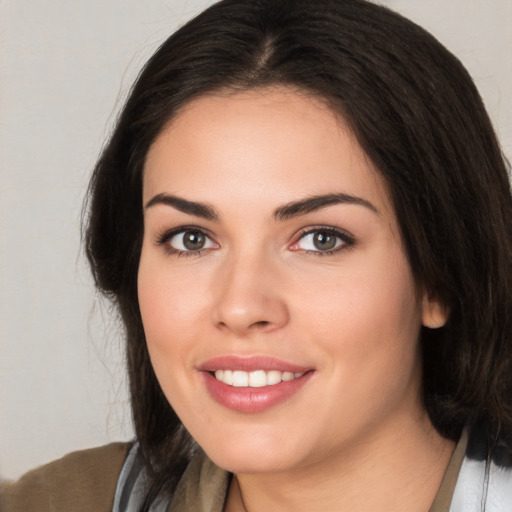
{"left": 182, "top": 231, "right": 206, "bottom": 250}
{"left": 312, "top": 232, "right": 337, "bottom": 251}
{"left": 167, "top": 229, "right": 217, "bottom": 253}
{"left": 291, "top": 227, "right": 354, "bottom": 254}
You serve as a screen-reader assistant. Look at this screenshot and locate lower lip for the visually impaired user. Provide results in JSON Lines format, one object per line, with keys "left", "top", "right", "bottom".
{"left": 200, "top": 371, "right": 314, "bottom": 413}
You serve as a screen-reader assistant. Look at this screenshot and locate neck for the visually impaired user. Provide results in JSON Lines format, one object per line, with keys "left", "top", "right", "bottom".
{"left": 224, "top": 414, "right": 455, "bottom": 512}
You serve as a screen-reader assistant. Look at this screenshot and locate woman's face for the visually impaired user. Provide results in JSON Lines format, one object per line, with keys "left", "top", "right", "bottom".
{"left": 138, "top": 87, "right": 442, "bottom": 474}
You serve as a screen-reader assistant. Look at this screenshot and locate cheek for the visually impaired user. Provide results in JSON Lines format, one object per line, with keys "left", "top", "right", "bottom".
{"left": 137, "top": 253, "right": 204, "bottom": 367}
{"left": 138, "top": 249, "right": 209, "bottom": 330}
{"left": 294, "top": 250, "right": 422, "bottom": 381}
{"left": 137, "top": 258, "right": 205, "bottom": 411}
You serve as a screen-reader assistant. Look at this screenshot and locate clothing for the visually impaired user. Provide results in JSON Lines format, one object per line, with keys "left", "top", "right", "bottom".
{"left": 117, "top": 432, "right": 463, "bottom": 512}
{"left": 2, "top": 428, "right": 511, "bottom": 512}
{"left": 0, "top": 442, "right": 128, "bottom": 512}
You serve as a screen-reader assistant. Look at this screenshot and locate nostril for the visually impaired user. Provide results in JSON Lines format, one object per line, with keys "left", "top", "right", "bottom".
{"left": 250, "top": 320, "right": 270, "bottom": 329}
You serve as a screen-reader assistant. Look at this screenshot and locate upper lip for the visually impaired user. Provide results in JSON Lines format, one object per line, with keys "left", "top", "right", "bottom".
{"left": 197, "top": 355, "right": 312, "bottom": 373}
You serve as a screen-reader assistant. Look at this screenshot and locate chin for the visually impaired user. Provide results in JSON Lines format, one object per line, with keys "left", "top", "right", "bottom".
{"left": 207, "top": 448, "right": 296, "bottom": 475}
{"left": 196, "top": 428, "right": 305, "bottom": 474}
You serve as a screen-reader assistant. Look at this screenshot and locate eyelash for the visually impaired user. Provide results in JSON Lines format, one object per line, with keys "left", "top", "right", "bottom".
{"left": 291, "top": 226, "right": 356, "bottom": 257}
{"left": 155, "top": 225, "right": 355, "bottom": 258}
{"left": 156, "top": 225, "right": 218, "bottom": 258}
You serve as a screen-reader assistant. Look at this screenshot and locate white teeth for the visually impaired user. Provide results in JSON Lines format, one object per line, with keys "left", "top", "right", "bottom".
{"left": 267, "top": 370, "right": 282, "bottom": 385}
{"left": 248, "top": 370, "right": 267, "bottom": 387}
{"left": 223, "top": 369, "right": 233, "bottom": 385}
{"left": 232, "top": 370, "right": 249, "bottom": 387}
{"left": 213, "top": 369, "right": 305, "bottom": 387}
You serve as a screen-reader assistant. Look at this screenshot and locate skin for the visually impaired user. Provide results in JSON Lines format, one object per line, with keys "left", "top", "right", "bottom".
{"left": 138, "top": 87, "right": 453, "bottom": 512}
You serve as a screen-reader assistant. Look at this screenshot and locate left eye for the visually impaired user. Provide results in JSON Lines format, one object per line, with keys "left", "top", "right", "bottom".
{"left": 168, "top": 230, "right": 217, "bottom": 252}
{"left": 292, "top": 229, "right": 349, "bottom": 252}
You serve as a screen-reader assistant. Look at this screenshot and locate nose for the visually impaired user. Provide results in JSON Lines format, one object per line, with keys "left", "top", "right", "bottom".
{"left": 211, "top": 251, "right": 289, "bottom": 336}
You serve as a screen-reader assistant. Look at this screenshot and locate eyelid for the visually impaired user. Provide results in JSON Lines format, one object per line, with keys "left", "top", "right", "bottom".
{"left": 289, "top": 226, "right": 355, "bottom": 254}
{"left": 155, "top": 225, "right": 219, "bottom": 256}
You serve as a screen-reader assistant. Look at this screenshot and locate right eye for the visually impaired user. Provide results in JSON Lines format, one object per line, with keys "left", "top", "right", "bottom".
{"left": 158, "top": 228, "right": 218, "bottom": 256}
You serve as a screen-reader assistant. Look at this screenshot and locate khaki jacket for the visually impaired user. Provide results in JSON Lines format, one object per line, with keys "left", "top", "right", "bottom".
{"left": 1, "top": 443, "right": 129, "bottom": 512}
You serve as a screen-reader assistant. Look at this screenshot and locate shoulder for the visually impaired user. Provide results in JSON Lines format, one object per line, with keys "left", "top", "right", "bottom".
{"left": 1, "top": 442, "right": 131, "bottom": 512}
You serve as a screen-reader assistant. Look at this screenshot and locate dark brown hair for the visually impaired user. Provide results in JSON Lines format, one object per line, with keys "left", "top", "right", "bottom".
{"left": 84, "top": 0, "right": 512, "bottom": 504}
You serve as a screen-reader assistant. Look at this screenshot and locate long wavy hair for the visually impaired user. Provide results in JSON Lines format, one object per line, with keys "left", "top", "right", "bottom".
{"left": 84, "top": 0, "right": 512, "bottom": 505}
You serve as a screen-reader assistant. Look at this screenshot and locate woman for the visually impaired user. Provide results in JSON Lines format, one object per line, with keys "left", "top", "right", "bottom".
{"left": 3, "top": 0, "right": 511, "bottom": 510}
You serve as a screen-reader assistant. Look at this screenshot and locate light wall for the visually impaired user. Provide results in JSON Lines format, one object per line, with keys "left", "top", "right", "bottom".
{"left": 1, "top": 0, "right": 510, "bottom": 480}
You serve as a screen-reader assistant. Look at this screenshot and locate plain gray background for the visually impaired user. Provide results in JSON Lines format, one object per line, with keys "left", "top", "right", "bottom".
{"left": 1, "top": 0, "right": 511, "bottom": 480}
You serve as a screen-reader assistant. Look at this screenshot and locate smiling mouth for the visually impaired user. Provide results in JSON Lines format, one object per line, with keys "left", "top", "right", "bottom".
{"left": 201, "top": 361, "right": 314, "bottom": 412}
{"left": 212, "top": 369, "right": 306, "bottom": 387}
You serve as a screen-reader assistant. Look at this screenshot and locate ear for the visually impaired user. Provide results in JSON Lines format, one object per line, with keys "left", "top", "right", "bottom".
{"left": 421, "top": 293, "right": 449, "bottom": 329}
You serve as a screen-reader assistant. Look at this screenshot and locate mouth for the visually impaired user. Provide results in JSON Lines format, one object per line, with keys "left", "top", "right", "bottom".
{"left": 198, "top": 356, "right": 314, "bottom": 413}
{"left": 212, "top": 369, "right": 305, "bottom": 387}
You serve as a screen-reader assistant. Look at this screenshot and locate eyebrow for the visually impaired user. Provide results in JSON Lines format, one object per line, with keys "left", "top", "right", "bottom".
{"left": 273, "top": 193, "right": 379, "bottom": 220}
{"left": 145, "top": 193, "right": 219, "bottom": 221}
{"left": 144, "top": 192, "right": 378, "bottom": 221}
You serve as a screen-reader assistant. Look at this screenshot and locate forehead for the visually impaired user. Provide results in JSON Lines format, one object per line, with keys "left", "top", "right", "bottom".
{"left": 143, "top": 87, "right": 393, "bottom": 217}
